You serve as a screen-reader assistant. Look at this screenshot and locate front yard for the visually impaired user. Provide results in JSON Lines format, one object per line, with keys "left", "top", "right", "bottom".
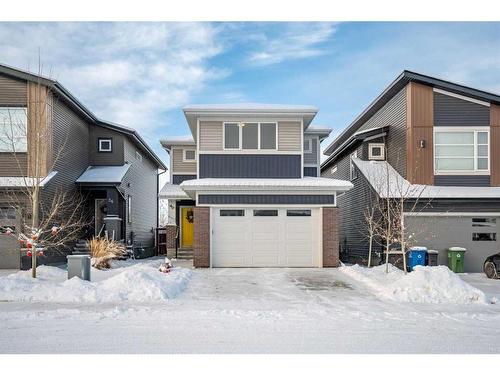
{"left": 0, "top": 257, "right": 499, "bottom": 353}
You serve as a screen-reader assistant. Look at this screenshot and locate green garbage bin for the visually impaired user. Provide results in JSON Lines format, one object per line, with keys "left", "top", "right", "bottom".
{"left": 447, "top": 247, "right": 466, "bottom": 273}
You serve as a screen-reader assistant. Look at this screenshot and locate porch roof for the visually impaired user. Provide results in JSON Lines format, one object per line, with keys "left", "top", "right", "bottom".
{"left": 0, "top": 171, "right": 58, "bottom": 188}
{"left": 159, "top": 183, "right": 190, "bottom": 199}
{"left": 76, "top": 165, "right": 130, "bottom": 185}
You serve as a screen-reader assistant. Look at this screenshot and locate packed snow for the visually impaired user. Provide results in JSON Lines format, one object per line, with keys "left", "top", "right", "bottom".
{"left": 338, "top": 264, "right": 486, "bottom": 304}
{"left": 0, "top": 258, "right": 191, "bottom": 303}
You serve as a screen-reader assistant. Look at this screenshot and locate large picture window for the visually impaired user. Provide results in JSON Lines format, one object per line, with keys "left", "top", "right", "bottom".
{"left": 223, "top": 122, "right": 277, "bottom": 150}
{"left": 434, "top": 128, "right": 489, "bottom": 174}
{"left": 0, "top": 107, "right": 27, "bottom": 152}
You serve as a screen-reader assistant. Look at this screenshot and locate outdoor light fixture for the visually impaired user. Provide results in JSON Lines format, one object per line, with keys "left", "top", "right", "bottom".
{"left": 420, "top": 140, "right": 426, "bottom": 148}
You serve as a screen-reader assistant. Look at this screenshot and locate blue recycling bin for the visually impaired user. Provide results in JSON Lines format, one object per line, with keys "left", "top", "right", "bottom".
{"left": 408, "top": 246, "right": 427, "bottom": 271}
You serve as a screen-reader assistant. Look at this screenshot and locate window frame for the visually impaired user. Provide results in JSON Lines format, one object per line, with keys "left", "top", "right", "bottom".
{"left": 0, "top": 107, "right": 28, "bottom": 153}
{"left": 127, "top": 195, "right": 132, "bottom": 223}
{"left": 433, "top": 127, "right": 490, "bottom": 175}
{"left": 303, "top": 138, "right": 312, "bottom": 154}
{"left": 253, "top": 209, "right": 278, "bottom": 217}
{"left": 98, "top": 138, "right": 113, "bottom": 153}
{"left": 183, "top": 148, "right": 197, "bottom": 163}
{"left": 349, "top": 150, "right": 358, "bottom": 181}
{"left": 222, "top": 121, "right": 278, "bottom": 151}
{"left": 330, "top": 165, "right": 338, "bottom": 175}
{"left": 219, "top": 209, "right": 245, "bottom": 217}
{"left": 368, "top": 143, "right": 385, "bottom": 161}
{"left": 286, "top": 209, "right": 312, "bottom": 217}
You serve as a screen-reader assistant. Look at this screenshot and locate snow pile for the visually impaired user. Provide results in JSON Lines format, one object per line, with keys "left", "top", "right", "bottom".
{"left": 0, "top": 259, "right": 191, "bottom": 303}
{"left": 339, "top": 264, "right": 485, "bottom": 304}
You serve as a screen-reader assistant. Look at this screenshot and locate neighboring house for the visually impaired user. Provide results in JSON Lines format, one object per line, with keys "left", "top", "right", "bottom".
{"left": 0, "top": 63, "right": 166, "bottom": 268}
{"left": 160, "top": 104, "right": 352, "bottom": 267}
{"left": 320, "top": 70, "right": 500, "bottom": 272}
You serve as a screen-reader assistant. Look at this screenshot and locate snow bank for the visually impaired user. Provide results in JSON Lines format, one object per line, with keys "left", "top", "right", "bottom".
{"left": 0, "top": 259, "right": 191, "bottom": 303}
{"left": 339, "top": 264, "right": 485, "bottom": 304}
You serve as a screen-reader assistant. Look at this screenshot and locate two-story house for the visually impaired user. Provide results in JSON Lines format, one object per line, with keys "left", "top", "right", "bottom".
{"left": 0, "top": 63, "right": 166, "bottom": 268}
{"left": 160, "top": 104, "right": 352, "bottom": 267}
{"left": 320, "top": 70, "right": 500, "bottom": 272}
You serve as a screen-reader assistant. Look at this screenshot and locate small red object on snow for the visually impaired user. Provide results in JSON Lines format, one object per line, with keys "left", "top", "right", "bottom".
{"left": 26, "top": 250, "right": 32, "bottom": 257}
{"left": 27, "top": 242, "right": 32, "bottom": 249}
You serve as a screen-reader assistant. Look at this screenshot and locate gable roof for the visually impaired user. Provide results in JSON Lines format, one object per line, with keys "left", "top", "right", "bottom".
{"left": 322, "top": 70, "right": 500, "bottom": 159}
{"left": 0, "top": 63, "right": 166, "bottom": 170}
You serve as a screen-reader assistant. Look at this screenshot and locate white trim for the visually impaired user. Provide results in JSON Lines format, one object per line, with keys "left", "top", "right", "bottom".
{"left": 330, "top": 165, "right": 338, "bottom": 175}
{"left": 368, "top": 143, "right": 385, "bottom": 161}
{"left": 433, "top": 88, "right": 490, "bottom": 107}
{"left": 196, "top": 118, "right": 200, "bottom": 179}
{"left": 223, "top": 121, "right": 278, "bottom": 151}
{"left": 198, "top": 150, "right": 302, "bottom": 155}
{"left": 363, "top": 132, "right": 387, "bottom": 142}
{"left": 98, "top": 138, "right": 112, "bottom": 152}
{"left": 433, "top": 127, "right": 490, "bottom": 174}
{"left": 300, "top": 118, "right": 304, "bottom": 178}
{"left": 172, "top": 173, "right": 197, "bottom": 176}
{"left": 319, "top": 207, "right": 323, "bottom": 268}
{"left": 303, "top": 138, "right": 312, "bottom": 153}
{"left": 182, "top": 148, "right": 197, "bottom": 163}
{"left": 404, "top": 212, "right": 500, "bottom": 217}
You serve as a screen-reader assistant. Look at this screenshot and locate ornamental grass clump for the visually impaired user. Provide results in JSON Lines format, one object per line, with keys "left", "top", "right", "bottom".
{"left": 88, "top": 237, "right": 127, "bottom": 269}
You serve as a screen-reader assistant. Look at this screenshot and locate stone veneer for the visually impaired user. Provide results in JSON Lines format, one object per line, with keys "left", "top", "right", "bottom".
{"left": 322, "top": 207, "right": 340, "bottom": 267}
{"left": 193, "top": 206, "right": 210, "bottom": 267}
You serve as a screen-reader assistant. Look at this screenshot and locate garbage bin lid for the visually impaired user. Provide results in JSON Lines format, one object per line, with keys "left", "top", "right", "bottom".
{"left": 426, "top": 250, "right": 439, "bottom": 254}
{"left": 448, "top": 247, "right": 466, "bottom": 252}
{"left": 410, "top": 246, "right": 427, "bottom": 251}
{"left": 67, "top": 254, "right": 91, "bottom": 259}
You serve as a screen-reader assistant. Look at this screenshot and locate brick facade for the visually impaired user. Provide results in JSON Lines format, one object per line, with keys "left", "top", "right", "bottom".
{"left": 322, "top": 207, "right": 340, "bottom": 267}
{"left": 193, "top": 207, "right": 210, "bottom": 267}
{"left": 165, "top": 224, "right": 178, "bottom": 258}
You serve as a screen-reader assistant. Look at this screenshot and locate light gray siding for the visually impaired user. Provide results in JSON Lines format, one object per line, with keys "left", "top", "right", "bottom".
{"left": 278, "top": 121, "right": 302, "bottom": 151}
{"left": 171, "top": 147, "right": 197, "bottom": 174}
{"left": 199, "top": 121, "right": 223, "bottom": 151}
{"left": 121, "top": 138, "right": 158, "bottom": 248}
{"left": 199, "top": 194, "right": 336, "bottom": 205}
{"left": 434, "top": 92, "right": 490, "bottom": 127}
{"left": 303, "top": 136, "right": 318, "bottom": 165}
{"left": 199, "top": 154, "right": 301, "bottom": 178}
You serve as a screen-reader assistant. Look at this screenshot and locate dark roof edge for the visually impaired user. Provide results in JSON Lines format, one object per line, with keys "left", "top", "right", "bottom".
{"left": 322, "top": 70, "right": 500, "bottom": 158}
{"left": 0, "top": 63, "right": 166, "bottom": 170}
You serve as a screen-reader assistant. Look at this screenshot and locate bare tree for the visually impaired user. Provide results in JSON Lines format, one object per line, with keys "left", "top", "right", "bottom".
{"left": 1, "top": 61, "right": 90, "bottom": 278}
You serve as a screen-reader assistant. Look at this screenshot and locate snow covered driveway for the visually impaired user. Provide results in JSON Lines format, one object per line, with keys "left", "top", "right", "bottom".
{"left": 1, "top": 259, "right": 500, "bottom": 354}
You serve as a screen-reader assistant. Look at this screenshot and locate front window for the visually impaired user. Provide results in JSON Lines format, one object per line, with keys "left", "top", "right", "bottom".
{"left": 98, "top": 138, "right": 113, "bottom": 152}
{"left": 224, "top": 122, "right": 277, "bottom": 150}
{"left": 434, "top": 128, "right": 489, "bottom": 174}
{"left": 0, "top": 107, "right": 27, "bottom": 152}
{"left": 183, "top": 149, "right": 196, "bottom": 162}
{"left": 350, "top": 150, "right": 358, "bottom": 180}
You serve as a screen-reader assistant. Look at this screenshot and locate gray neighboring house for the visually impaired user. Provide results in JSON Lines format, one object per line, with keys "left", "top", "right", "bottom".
{"left": 320, "top": 70, "right": 500, "bottom": 272}
{"left": 159, "top": 104, "right": 352, "bottom": 267}
{"left": 0, "top": 63, "right": 166, "bottom": 268}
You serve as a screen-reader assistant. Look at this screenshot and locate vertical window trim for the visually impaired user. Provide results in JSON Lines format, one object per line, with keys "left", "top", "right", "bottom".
{"left": 98, "top": 138, "right": 113, "bottom": 153}
{"left": 223, "top": 121, "right": 278, "bottom": 151}
{"left": 433, "top": 127, "right": 490, "bottom": 175}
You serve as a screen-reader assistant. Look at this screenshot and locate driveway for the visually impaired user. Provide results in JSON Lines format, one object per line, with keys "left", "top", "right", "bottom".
{"left": 1, "top": 260, "right": 500, "bottom": 353}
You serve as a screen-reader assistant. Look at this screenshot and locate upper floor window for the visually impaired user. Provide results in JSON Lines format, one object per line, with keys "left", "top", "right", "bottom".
{"left": 434, "top": 128, "right": 489, "bottom": 174}
{"left": 183, "top": 149, "right": 196, "bottom": 162}
{"left": 330, "top": 165, "right": 338, "bottom": 175}
{"left": 368, "top": 143, "right": 385, "bottom": 160}
{"left": 350, "top": 150, "right": 358, "bottom": 180}
{"left": 0, "top": 107, "right": 27, "bottom": 152}
{"left": 304, "top": 138, "right": 312, "bottom": 153}
{"left": 223, "top": 122, "right": 277, "bottom": 150}
{"left": 98, "top": 138, "right": 113, "bottom": 152}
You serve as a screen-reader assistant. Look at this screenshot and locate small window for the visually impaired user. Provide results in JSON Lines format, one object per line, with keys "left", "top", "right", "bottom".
{"left": 330, "top": 165, "right": 337, "bottom": 175}
{"left": 350, "top": 151, "right": 358, "bottom": 180}
{"left": 287, "top": 210, "right": 311, "bottom": 217}
{"left": 0, "top": 207, "right": 16, "bottom": 219}
{"left": 260, "top": 123, "right": 277, "bottom": 150}
{"left": 98, "top": 138, "right": 112, "bottom": 152}
{"left": 472, "top": 218, "right": 496, "bottom": 227}
{"left": 135, "top": 151, "right": 143, "bottom": 162}
{"left": 183, "top": 149, "right": 196, "bottom": 162}
{"left": 304, "top": 138, "right": 312, "bottom": 153}
{"left": 127, "top": 196, "right": 132, "bottom": 223}
{"left": 473, "top": 233, "right": 496, "bottom": 241}
{"left": 242, "top": 123, "right": 259, "bottom": 149}
{"left": 224, "top": 123, "right": 240, "bottom": 149}
{"left": 253, "top": 210, "right": 278, "bottom": 217}
{"left": 220, "top": 209, "right": 244, "bottom": 217}
{"left": 368, "top": 143, "right": 385, "bottom": 160}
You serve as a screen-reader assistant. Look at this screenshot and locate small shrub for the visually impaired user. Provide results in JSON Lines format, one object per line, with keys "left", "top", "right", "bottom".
{"left": 88, "top": 237, "right": 127, "bottom": 269}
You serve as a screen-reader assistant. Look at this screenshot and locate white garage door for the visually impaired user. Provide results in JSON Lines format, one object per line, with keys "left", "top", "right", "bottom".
{"left": 212, "top": 207, "right": 321, "bottom": 267}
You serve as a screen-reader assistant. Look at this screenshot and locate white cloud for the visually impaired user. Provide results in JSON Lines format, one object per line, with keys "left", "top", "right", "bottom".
{"left": 247, "top": 23, "right": 337, "bottom": 66}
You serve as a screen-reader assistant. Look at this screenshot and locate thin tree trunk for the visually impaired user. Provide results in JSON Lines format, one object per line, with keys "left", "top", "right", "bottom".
{"left": 368, "top": 233, "right": 373, "bottom": 267}
{"left": 385, "top": 200, "right": 391, "bottom": 274}
{"left": 401, "top": 214, "right": 407, "bottom": 274}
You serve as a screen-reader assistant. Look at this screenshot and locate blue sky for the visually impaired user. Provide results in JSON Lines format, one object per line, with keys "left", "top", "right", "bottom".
{"left": 0, "top": 22, "right": 499, "bottom": 167}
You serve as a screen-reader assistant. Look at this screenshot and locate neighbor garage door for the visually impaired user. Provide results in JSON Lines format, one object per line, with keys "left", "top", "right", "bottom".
{"left": 405, "top": 215, "right": 500, "bottom": 272}
{"left": 0, "top": 207, "right": 20, "bottom": 269}
{"left": 212, "top": 207, "right": 321, "bottom": 267}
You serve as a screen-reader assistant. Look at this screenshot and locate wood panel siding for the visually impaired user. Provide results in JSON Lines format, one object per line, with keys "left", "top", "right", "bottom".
{"left": 199, "top": 121, "right": 223, "bottom": 151}
{"left": 278, "top": 121, "right": 301, "bottom": 151}
{"left": 0, "top": 75, "right": 27, "bottom": 106}
{"left": 406, "top": 82, "right": 434, "bottom": 185}
{"left": 27, "top": 82, "right": 51, "bottom": 178}
{"left": 171, "top": 147, "right": 197, "bottom": 174}
{"left": 491, "top": 104, "right": 500, "bottom": 186}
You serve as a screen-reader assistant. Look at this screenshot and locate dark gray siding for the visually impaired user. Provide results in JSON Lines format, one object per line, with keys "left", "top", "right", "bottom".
{"left": 303, "top": 167, "right": 318, "bottom": 177}
{"left": 0, "top": 74, "right": 27, "bottom": 106}
{"left": 0, "top": 153, "right": 27, "bottom": 176}
{"left": 89, "top": 125, "right": 125, "bottom": 166}
{"left": 434, "top": 92, "right": 490, "bottom": 126}
{"left": 198, "top": 194, "right": 336, "bottom": 205}
{"left": 41, "top": 95, "right": 91, "bottom": 207}
{"left": 199, "top": 154, "right": 301, "bottom": 178}
{"left": 412, "top": 198, "right": 500, "bottom": 213}
{"left": 434, "top": 175, "right": 490, "bottom": 187}
{"left": 121, "top": 138, "right": 157, "bottom": 248}
{"left": 172, "top": 174, "right": 197, "bottom": 185}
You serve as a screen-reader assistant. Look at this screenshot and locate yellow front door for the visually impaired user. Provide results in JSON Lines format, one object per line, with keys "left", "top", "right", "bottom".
{"left": 181, "top": 207, "right": 194, "bottom": 248}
